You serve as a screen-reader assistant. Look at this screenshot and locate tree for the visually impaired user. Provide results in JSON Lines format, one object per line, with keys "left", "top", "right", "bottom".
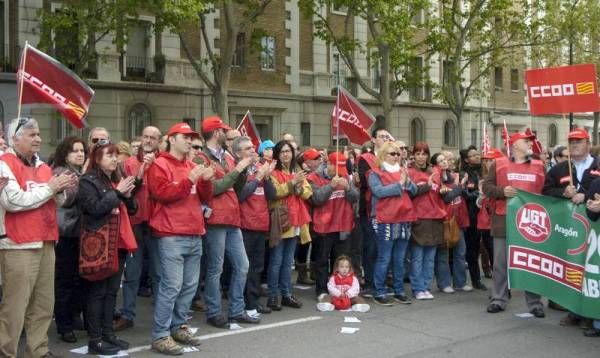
{"left": 298, "top": 0, "right": 430, "bottom": 124}
{"left": 428, "top": 0, "right": 541, "bottom": 148}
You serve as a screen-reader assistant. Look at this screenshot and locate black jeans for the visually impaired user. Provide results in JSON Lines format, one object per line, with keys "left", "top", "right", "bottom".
{"left": 242, "top": 230, "right": 267, "bottom": 309}
{"left": 54, "top": 236, "right": 83, "bottom": 334}
{"left": 313, "top": 232, "right": 351, "bottom": 296}
{"left": 84, "top": 251, "right": 126, "bottom": 340}
{"left": 464, "top": 226, "right": 482, "bottom": 284}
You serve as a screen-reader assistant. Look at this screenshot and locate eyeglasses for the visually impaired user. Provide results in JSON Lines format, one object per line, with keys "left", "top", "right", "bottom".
{"left": 93, "top": 138, "right": 111, "bottom": 148}
{"left": 387, "top": 152, "right": 401, "bottom": 156}
{"left": 192, "top": 145, "right": 202, "bottom": 150}
{"left": 399, "top": 146, "right": 408, "bottom": 150}
{"left": 241, "top": 146, "right": 254, "bottom": 151}
{"left": 14, "top": 117, "right": 30, "bottom": 134}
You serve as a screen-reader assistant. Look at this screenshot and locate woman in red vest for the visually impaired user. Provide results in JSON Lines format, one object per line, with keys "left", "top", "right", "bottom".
{"left": 266, "top": 140, "right": 313, "bottom": 311}
{"left": 368, "top": 142, "right": 417, "bottom": 306}
{"left": 78, "top": 140, "right": 138, "bottom": 355}
{"left": 408, "top": 142, "right": 447, "bottom": 300}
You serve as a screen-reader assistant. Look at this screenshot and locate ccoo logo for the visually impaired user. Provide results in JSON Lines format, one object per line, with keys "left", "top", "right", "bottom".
{"left": 516, "top": 203, "right": 551, "bottom": 243}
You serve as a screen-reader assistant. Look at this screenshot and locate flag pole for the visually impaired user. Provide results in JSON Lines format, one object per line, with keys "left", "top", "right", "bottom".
{"left": 335, "top": 85, "right": 341, "bottom": 176}
{"left": 503, "top": 118, "right": 511, "bottom": 158}
{"left": 237, "top": 110, "right": 250, "bottom": 131}
{"left": 562, "top": 114, "right": 574, "bottom": 186}
{"left": 16, "top": 42, "right": 29, "bottom": 121}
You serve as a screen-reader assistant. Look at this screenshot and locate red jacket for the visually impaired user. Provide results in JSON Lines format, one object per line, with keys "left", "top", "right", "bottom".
{"left": 124, "top": 155, "right": 153, "bottom": 225}
{"left": 147, "top": 152, "right": 213, "bottom": 237}
{"left": 240, "top": 166, "right": 270, "bottom": 232}
{"left": 494, "top": 157, "right": 544, "bottom": 215}
{"left": 408, "top": 166, "right": 447, "bottom": 220}
{"left": 307, "top": 172, "right": 355, "bottom": 233}
{"left": 1, "top": 153, "right": 58, "bottom": 244}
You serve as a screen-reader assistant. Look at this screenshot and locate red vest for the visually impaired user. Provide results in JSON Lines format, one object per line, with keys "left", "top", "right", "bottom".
{"left": 408, "top": 166, "right": 447, "bottom": 220}
{"left": 370, "top": 168, "right": 416, "bottom": 224}
{"left": 495, "top": 157, "right": 545, "bottom": 215}
{"left": 307, "top": 172, "right": 354, "bottom": 233}
{"left": 271, "top": 169, "right": 311, "bottom": 226}
{"left": 198, "top": 152, "right": 241, "bottom": 227}
{"left": 124, "top": 155, "right": 151, "bottom": 225}
{"left": 359, "top": 152, "right": 377, "bottom": 217}
{"left": 148, "top": 154, "right": 207, "bottom": 236}
{"left": 476, "top": 197, "right": 493, "bottom": 230}
{"left": 240, "top": 166, "right": 270, "bottom": 232}
{"left": 444, "top": 182, "right": 470, "bottom": 228}
{"left": 1, "top": 153, "right": 58, "bottom": 244}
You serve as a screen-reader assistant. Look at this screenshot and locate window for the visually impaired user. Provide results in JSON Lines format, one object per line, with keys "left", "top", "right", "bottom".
{"left": 444, "top": 119, "right": 457, "bottom": 147}
{"left": 183, "top": 117, "right": 196, "bottom": 131}
{"left": 510, "top": 68, "right": 519, "bottom": 91}
{"left": 548, "top": 124, "right": 557, "bottom": 148}
{"left": 410, "top": 118, "right": 424, "bottom": 145}
{"left": 442, "top": 60, "right": 453, "bottom": 86}
{"left": 494, "top": 67, "right": 503, "bottom": 91}
{"left": 301, "top": 122, "right": 311, "bottom": 146}
{"left": 260, "top": 36, "right": 275, "bottom": 70}
{"left": 232, "top": 32, "right": 245, "bottom": 67}
{"left": 332, "top": 47, "right": 348, "bottom": 87}
{"left": 410, "top": 57, "right": 425, "bottom": 101}
{"left": 332, "top": 4, "right": 348, "bottom": 14}
{"left": 127, "top": 103, "right": 152, "bottom": 140}
{"left": 411, "top": 8, "right": 424, "bottom": 24}
{"left": 124, "top": 21, "right": 151, "bottom": 79}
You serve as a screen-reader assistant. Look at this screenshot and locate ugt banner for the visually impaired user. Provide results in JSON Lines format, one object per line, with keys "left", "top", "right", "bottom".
{"left": 507, "top": 190, "right": 600, "bottom": 319}
{"left": 525, "top": 64, "right": 600, "bottom": 115}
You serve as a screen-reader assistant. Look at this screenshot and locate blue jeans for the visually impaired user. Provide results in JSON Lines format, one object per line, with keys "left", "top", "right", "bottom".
{"left": 203, "top": 226, "right": 249, "bottom": 319}
{"left": 152, "top": 236, "right": 202, "bottom": 341}
{"left": 373, "top": 237, "right": 409, "bottom": 297}
{"left": 120, "top": 222, "right": 151, "bottom": 321}
{"left": 268, "top": 237, "right": 298, "bottom": 298}
{"left": 359, "top": 215, "right": 377, "bottom": 289}
{"left": 434, "top": 233, "right": 467, "bottom": 289}
{"left": 146, "top": 234, "right": 162, "bottom": 300}
{"left": 410, "top": 244, "right": 437, "bottom": 293}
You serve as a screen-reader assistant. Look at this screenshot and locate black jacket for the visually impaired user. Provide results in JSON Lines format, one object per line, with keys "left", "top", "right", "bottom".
{"left": 78, "top": 171, "right": 137, "bottom": 232}
{"left": 542, "top": 156, "right": 600, "bottom": 198}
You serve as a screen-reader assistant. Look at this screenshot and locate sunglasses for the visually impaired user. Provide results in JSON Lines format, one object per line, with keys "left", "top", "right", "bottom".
{"left": 192, "top": 145, "right": 202, "bottom": 150}
{"left": 399, "top": 146, "right": 408, "bottom": 150}
{"left": 91, "top": 137, "right": 106, "bottom": 144}
{"left": 14, "top": 117, "right": 30, "bottom": 134}
{"left": 387, "top": 152, "right": 401, "bottom": 156}
{"left": 93, "top": 138, "right": 112, "bottom": 148}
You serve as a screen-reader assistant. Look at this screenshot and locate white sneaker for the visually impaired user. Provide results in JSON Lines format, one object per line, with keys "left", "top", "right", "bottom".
{"left": 424, "top": 291, "right": 435, "bottom": 299}
{"left": 317, "top": 293, "right": 327, "bottom": 303}
{"left": 316, "top": 302, "right": 335, "bottom": 312}
{"left": 352, "top": 304, "right": 370, "bottom": 313}
{"left": 246, "top": 309, "right": 260, "bottom": 318}
{"left": 415, "top": 291, "right": 428, "bottom": 300}
{"left": 441, "top": 286, "right": 455, "bottom": 294}
{"left": 457, "top": 284, "right": 473, "bottom": 292}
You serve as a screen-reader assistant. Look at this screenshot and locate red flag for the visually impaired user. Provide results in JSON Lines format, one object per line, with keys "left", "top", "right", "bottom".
{"left": 525, "top": 128, "right": 543, "bottom": 155}
{"left": 236, "top": 110, "right": 261, "bottom": 148}
{"left": 17, "top": 44, "right": 94, "bottom": 129}
{"left": 331, "top": 86, "right": 374, "bottom": 145}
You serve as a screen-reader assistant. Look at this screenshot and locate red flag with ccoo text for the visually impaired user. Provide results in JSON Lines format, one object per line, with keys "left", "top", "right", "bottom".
{"left": 17, "top": 43, "right": 94, "bottom": 129}
{"left": 236, "top": 110, "right": 262, "bottom": 148}
{"left": 331, "top": 86, "right": 374, "bottom": 145}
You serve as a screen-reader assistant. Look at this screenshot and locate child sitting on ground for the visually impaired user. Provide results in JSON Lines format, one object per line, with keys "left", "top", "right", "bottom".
{"left": 317, "top": 256, "right": 370, "bottom": 312}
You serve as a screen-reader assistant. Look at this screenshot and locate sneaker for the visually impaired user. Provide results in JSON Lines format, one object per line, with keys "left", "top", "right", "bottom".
{"left": 316, "top": 302, "right": 335, "bottom": 311}
{"left": 530, "top": 307, "right": 546, "bottom": 318}
{"left": 317, "top": 293, "right": 328, "bottom": 303}
{"left": 486, "top": 303, "right": 504, "bottom": 313}
{"left": 441, "top": 286, "right": 455, "bottom": 294}
{"left": 152, "top": 336, "right": 184, "bottom": 355}
{"left": 373, "top": 295, "right": 393, "bottom": 306}
{"left": 472, "top": 281, "right": 487, "bottom": 290}
{"left": 583, "top": 328, "right": 600, "bottom": 337}
{"left": 102, "top": 335, "right": 129, "bottom": 350}
{"left": 206, "top": 315, "right": 229, "bottom": 329}
{"left": 112, "top": 317, "right": 133, "bottom": 332}
{"left": 352, "top": 303, "right": 371, "bottom": 313}
{"left": 256, "top": 303, "right": 272, "bottom": 314}
{"left": 415, "top": 291, "right": 428, "bottom": 300}
{"left": 89, "top": 339, "right": 120, "bottom": 356}
{"left": 392, "top": 294, "right": 412, "bottom": 304}
{"left": 172, "top": 325, "right": 203, "bottom": 346}
{"left": 456, "top": 284, "right": 473, "bottom": 292}
{"left": 229, "top": 311, "right": 261, "bottom": 324}
{"left": 267, "top": 297, "right": 282, "bottom": 311}
{"left": 424, "top": 291, "right": 435, "bottom": 299}
{"left": 281, "top": 295, "right": 303, "bottom": 308}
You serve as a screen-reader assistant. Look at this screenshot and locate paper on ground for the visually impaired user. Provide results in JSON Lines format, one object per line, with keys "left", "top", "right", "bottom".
{"left": 344, "top": 316, "right": 361, "bottom": 323}
{"left": 515, "top": 312, "right": 534, "bottom": 318}
{"left": 294, "top": 284, "right": 312, "bottom": 290}
{"left": 70, "top": 346, "right": 128, "bottom": 357}
{"left": 340, "top": 327, "right": 360, "bottom": 334}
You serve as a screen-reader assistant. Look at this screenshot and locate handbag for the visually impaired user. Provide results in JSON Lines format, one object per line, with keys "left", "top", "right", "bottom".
{"left": 443, "top": 216, "right": 460, "bottom": 248}
{"left": 269, "top": 205, "right": 291, "bottom": 248}
{"left": 79, "top": 213, "right": 120, "bottom": 281}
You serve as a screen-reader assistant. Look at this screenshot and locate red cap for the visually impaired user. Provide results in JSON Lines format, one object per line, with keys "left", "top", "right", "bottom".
{"left": 568, "top": 128, "right": 590, "bottom": 140}
{"left": 302, "top": 148, "right": 321, "bottom": 161}
{"left": 328, "top": 152, "right": 348, "bottom": 176}
{"left": 167, "top": 123, "right": 199, "bottom": 138}
{"left": 482, "top": 148, "right": 504, "bottom": 159}
{"left": 509, "top": 132, "right": 535, "bottom": 146}
{"left": 202, "top": 116, "right": 231, "bottom": 133}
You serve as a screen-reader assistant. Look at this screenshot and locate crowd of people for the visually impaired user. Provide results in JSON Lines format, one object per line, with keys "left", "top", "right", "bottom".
{"left": 0, "top": 115, "right": 598, "bottom": 357}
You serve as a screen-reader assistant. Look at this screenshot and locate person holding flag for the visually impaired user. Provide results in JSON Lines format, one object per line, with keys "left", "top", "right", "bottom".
{"left": 483, "top": 132, "right": 546, "bottom": 317}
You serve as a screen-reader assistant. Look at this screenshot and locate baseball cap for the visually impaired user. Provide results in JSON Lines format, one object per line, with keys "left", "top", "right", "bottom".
{"left": 509, "top": 132, "right": 535, "bottom": 146}
{"left": 568, "top": 128, "right": 590, "bottom": 140}
{"left": 328, "top": 152, "right": 348, "bottom": 176}
{"left": 482, "top": 148, "right": 504, "bottom": 159}
{"left": 201, "top": 116, "right": 232, "bottom": 133}
{"left": 167, "top": 123, "right": 199, "bottom": 138}
{"left": 302, "top": 148, "right": 321, "bottom": 161}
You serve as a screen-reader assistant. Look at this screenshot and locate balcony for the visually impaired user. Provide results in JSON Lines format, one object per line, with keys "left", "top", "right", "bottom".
{"left": 120, "top": 54, "right": 164, "bottom": 83}
{"left": 0, "top": 45, "right": 21, "bottom": 73}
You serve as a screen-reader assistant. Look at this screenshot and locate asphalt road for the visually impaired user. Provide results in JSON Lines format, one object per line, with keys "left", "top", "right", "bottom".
{"left": 45, "top": 276, "right": 600, "bottom": 358}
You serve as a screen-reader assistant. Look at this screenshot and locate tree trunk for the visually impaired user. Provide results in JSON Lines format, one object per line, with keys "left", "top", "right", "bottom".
{"left": 456, "top": 112, "right": 464, "bottom": 149}
{"left": 213, "top": 86, "right": 229, "bottom": 123}
{"left": 593, "top": 112, "right": 599, "bottom": 145}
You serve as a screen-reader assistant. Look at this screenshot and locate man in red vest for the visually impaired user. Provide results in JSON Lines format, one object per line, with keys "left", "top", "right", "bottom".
{"left": 0, "top": 117, "right": 76, "bottom": 358}
{"left": 482, "top": 131, "right": 546, "bottom": 317}
{"left": 196, "top": 116, "right": 258, "bottom": 328}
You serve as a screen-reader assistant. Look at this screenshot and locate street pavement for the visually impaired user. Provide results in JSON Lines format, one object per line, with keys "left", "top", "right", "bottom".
{"left": 47, "top": 276, "right": 600, "bottom": 358}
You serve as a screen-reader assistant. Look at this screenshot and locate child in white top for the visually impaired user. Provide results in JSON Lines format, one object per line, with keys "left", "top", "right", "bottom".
{"left": 317, "top": 256, "right": 370, "bottom": 312}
